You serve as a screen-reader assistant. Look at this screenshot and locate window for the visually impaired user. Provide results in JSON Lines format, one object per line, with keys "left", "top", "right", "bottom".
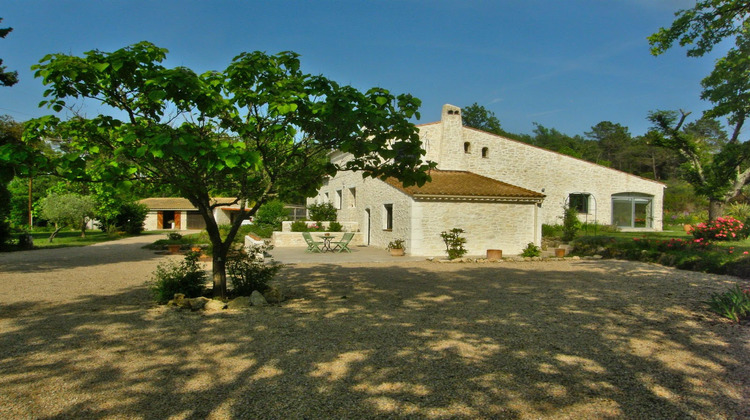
{"left": 348, "top": 187, "right": 356, "bottom": 208}
{"left": 324, "top": 192, "right": 330, "bottom": 203}
{"left": 481, "top": 147, "right": 489, "bottom": 158}
{"left": 612, "top": 193, "right": 653, "bottom": 228}
{"left": 335, "top": 189, "right": 342, "bottom": 209}
{"left": 569, "top": 193, "right": 590, "bottom": 213}
{"left": 383, "top": 204, "right": 393, "bottom": 230}
{"left": 464, "top": 142, "right": 471, "bottom": 153}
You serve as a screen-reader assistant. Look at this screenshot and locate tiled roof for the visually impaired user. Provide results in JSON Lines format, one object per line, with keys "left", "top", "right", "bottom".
{"left": 385, "top": 170, "right": 545, "bottom": 201}
{"left": 138, "top": 197, "right": 240, "bottom": 210}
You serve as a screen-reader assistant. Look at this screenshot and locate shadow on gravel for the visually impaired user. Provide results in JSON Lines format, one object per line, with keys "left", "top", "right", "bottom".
{"left": 0, "top": 261, "right": 748, "bottom": 418}
{"left": 0, "top": 241, "right": 166, "bottom": 273}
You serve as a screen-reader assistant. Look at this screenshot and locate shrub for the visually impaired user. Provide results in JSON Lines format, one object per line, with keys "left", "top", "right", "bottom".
{"left": 227, "top": 247, "right": 283, "bottom": 296}
{"left": 387, "top": 238, "right": 405, "bottom": 250}
{"left": 98, "top": 202, "right": 148, "bottom": 235}
{"left": 561, "top": 205, "right": 580, "bottom": 242}
{"left": 705, "top": 285, "right": 750, "bottom": 322}
{"left": 167, "top": 232, "right": 183, "bottom": 241}
{"left": 150, "top": 251, "right": 206, "bottom": 304}
{"left": 307, "top": 202, "right": 337, "bottom": 222}
{"left": 542, "top": 224, "right": 563, "bottom": 238}
{"left": 328, "top": 221, "right": 343, "bottom": 232}
{"left": 291, "top": 220, "right": 308, "bottom": 232}
{"left": 726, "top": 202, "right": 750, "bottom": 223}
{"left": 440, "top": 228, "right": 467, "bottom": 260}
{"left": 691, "top": 217, "right": 747, "bottom": 242}
{"left": 255, "top": 200, "right": 287, "bottom": 231}
{"left": 521, "top": 242, "right": 541, "bottom": 257}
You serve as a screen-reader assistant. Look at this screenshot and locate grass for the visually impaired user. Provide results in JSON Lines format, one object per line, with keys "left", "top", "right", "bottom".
{"left": 4, "top": 229, "right": 162, "bottom": 251}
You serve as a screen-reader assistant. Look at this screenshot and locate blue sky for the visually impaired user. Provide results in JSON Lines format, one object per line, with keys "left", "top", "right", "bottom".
{"left": 0, "top": 0, "right": 729, "bottom": 137}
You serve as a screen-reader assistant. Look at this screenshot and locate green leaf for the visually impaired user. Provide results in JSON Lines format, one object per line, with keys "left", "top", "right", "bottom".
{"left": 93, "top": 62, "right": 110, "bottom": 72}
{"left": 277, "top": 103, "right": 298, "bottom": 114}
{"left": 375, "top": 96, "right": 388, "bottom": 106}
{"left": 148, "top": 90, "right": 167, "bottom": 101}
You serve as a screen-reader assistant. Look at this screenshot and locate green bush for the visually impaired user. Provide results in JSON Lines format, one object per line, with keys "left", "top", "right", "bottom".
{"left": 328, "top": 221, "right": 343, "bottom": 232}
{"left": 440, "top": 228, "right": 467, "bottom": 260}
{"left": 98, "top": 201, "right": 148, "bottom": 235}
{"left": 307, "top": 202, "right": 337, "bottom": 222}
{"left": 561, "top": 205, "right": 580, "bottom": 242}
{"left": 167, "top": 232, "right": 183, "bottom": 241}
{"left": 227, "top": 248, "right": 283, "bottom": 296}
{"left": 542, "top": 224, "right": 563, "bottom": 238}
{"left": 705, "top": 285, "right": 750, "bottom": 322}
{"left": 521, "top": 242, "right": 541, "bottom": 257}
{"left": 255, "top": 200, "right": 287, "bottom": 231}
{"left": 726, "top": 202, "right": 750, "bottom": 222}
{"left": 150, "top": 251, "right": 207, "bottom": 304}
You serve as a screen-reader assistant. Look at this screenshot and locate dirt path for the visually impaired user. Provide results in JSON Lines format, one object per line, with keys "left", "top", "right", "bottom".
{"left": 0, "top": 239, "right": 749, "bottom": 418}
{"left": 0, "top": 234, "right": 174, "bottom": 304}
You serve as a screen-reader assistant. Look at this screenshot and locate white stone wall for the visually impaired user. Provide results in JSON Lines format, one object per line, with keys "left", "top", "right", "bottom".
{"left": 144, "top": 212, "right": 159, "bottom": 231}
{"left": 423, "top": 104, "right": 665, "bottom": 230}
{"left": 411, "top": 200, "right": 540, "bottom": 256}
{"left": 309, "top": 156, "right": 414, "bottom": 253}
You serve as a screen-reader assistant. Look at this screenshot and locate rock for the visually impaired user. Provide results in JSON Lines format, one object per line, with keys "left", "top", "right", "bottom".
{"left": 227, "top": 296, "right": 252, "bottom": 310}
{"left": 188, "top": 297, "right": 209, "bottom": 310}
{"left": 250, "top": 290, "right": 268, "bottom": 306}
{"left": 204, "top": 299, "right": 226, "bottom": 311}
{"left": 264, "top": 287, "right": 284, "bottom": 304}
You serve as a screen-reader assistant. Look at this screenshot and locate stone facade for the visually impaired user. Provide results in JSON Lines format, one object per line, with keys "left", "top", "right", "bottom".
{"left": 310, "top": 104, "right": 665, "bottom": 256}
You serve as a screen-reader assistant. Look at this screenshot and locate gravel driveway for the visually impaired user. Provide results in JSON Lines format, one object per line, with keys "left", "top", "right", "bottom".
{"left": 1, "top": 237, "right": 749, "bottom": 419}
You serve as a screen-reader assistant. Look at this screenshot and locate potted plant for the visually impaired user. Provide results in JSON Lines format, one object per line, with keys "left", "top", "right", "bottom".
{"left": 387, "top": 239, "right": 405, "bottom": 256}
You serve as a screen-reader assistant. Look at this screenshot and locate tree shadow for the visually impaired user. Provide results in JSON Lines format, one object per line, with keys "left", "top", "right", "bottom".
{"left": 0, "top": 260, "right": 748, "bottom": 418}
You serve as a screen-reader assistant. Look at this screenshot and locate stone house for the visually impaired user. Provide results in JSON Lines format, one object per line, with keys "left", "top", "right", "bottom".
{"left": 310, "top": 104, "right": 665, "bottom": 256}
{"left": 139, "top": 197, "right": 242, "bottom": 231}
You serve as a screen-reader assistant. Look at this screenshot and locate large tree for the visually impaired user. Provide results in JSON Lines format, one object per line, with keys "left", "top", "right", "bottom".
{"left": 462, "top": 103, "right": 503, "bottom": 135}
{"left": 25, "top": 42, "right": 434, "bottom": 298}
{"left": 0, "top": 18, "right": 18, "bottom": 87}
{"left": 648, "top": 0, "right": 750, "bottom": 220}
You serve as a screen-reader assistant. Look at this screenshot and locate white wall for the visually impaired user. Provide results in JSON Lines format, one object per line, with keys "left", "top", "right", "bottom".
{"left": 424, "top": 104, "right": 665, "bottom": 230}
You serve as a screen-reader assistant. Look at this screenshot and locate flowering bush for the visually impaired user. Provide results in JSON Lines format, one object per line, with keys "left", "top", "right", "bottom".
{"left": 691, "top": 217, "right": 747, "bottom": 242}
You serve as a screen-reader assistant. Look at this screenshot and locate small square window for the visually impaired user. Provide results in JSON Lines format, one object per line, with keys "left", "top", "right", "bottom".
{"left": 569, "top": 193, "right": 590, "bottom": 213}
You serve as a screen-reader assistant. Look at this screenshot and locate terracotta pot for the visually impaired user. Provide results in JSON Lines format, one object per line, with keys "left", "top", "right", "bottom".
{"left": 167, "top": 244, "right": 182, "bottom": 254}
{"left": 486, "top": 249, "right": 503, "bottom": 259}
{"left": 389, "top": 248, "right": 405, "bottom": 256}
{"left": 555, "top": 248, "right": 566, "bottom": 258}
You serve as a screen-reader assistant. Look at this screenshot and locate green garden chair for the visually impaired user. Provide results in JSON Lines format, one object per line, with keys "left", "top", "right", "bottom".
{"left": 303, "top": 232, "right": 323, "bottom": 253}
{"left": 332, "top": 232, "right": 355, "bottom": 253}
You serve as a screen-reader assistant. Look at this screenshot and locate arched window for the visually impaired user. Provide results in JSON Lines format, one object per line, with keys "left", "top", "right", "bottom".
{"left": 464, "top": 142, "right": 471, "bottom": 153}
{"left": 481, "top": 147, "right": 489, "bottom": 158}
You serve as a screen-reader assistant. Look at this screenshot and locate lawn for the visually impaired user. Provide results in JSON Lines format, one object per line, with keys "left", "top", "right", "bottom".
{"left": 9, "top": 229, "right": 161, "bottom": 250}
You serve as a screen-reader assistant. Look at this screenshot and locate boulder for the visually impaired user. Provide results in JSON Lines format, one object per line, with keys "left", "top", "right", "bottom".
{"left": 227, "top": 296, "right": 252, "bottom": 310}
{"left": 204, "top": 299, "right": 226, "bottom": 311}
{"left": 188, "top": 297, "right": 210, "bottom": 310}
{"left": 250, "top": 290, "right": 268, "bottom": 306}
{"left": 264, "top": 287, "right": 284, "bottom": 304}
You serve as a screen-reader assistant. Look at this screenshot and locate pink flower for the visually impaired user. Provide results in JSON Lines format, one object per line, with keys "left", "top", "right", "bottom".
{"left": 744, "top": 251, "right": 749, "bottom": 255}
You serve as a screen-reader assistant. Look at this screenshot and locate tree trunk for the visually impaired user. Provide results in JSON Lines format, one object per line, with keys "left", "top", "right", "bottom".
{"left": 212, "top": 251, "right": 227, "bottom": 299}
{"left": 80, "top": 218, "right": 87, "bottom": 238}
{"left": 708, "top": 199, "right": 725, "bottom": 221}
{"left": 48, "top": 224, "right": 61, "bottom": 243}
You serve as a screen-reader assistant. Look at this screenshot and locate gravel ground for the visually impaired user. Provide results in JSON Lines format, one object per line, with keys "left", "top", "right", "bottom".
{"left": 1, "top": 237, "right": 749, "bottom": 419}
